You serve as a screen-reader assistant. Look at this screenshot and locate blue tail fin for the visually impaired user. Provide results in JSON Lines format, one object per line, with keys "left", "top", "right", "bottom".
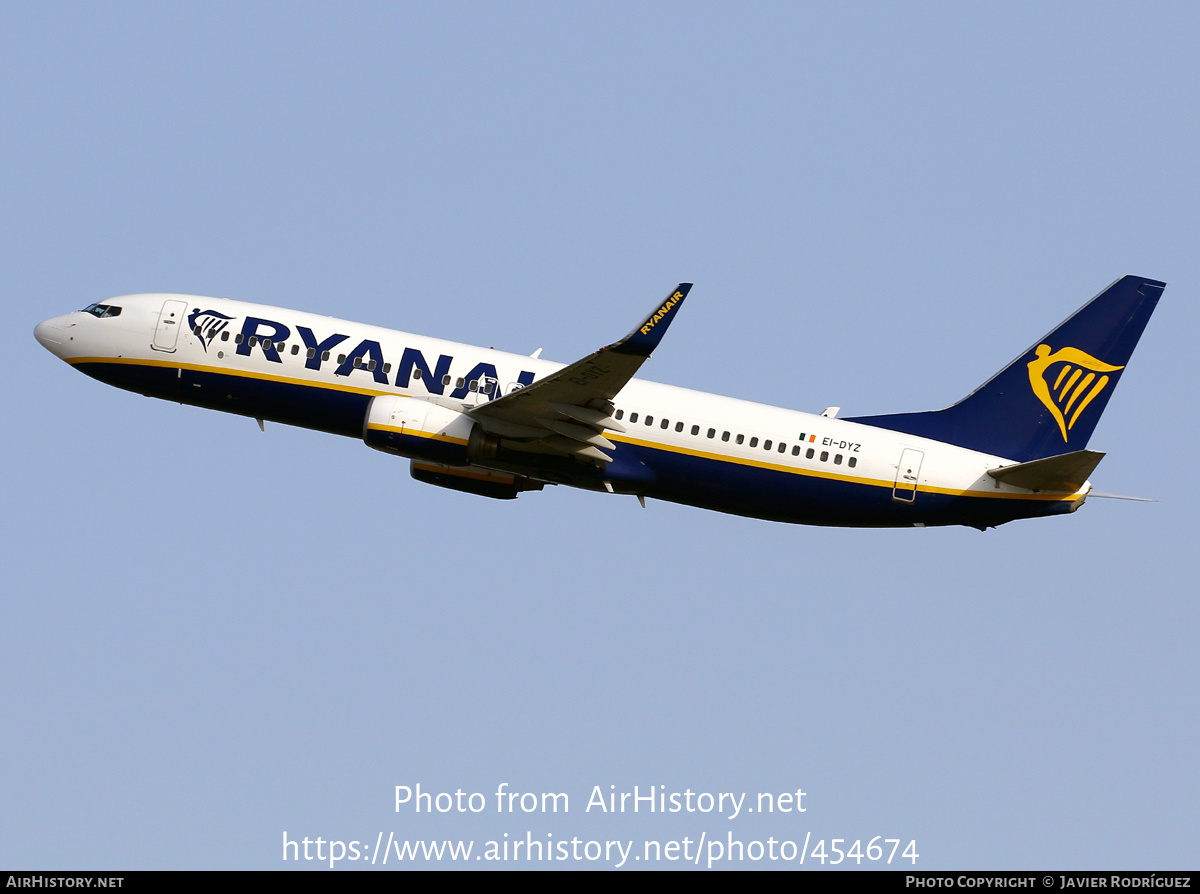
{"left": 846, "top": 275, "right": 1165, "bottom": 462}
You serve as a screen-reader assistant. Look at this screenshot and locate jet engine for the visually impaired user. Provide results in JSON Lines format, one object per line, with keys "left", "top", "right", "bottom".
{"left": 409, "top": 460, "right": 545, "bottom": 500}
{"left": 363, "top": 395, "right": 545, "bottom": 499}
{"left": 363, "top": 395, "right": 499, "bottom": 466}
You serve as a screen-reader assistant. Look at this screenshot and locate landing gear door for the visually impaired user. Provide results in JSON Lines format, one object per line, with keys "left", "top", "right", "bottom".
{"left": 152, "top": 299, "right": 189, "bottom": 353}
{"left": 892, "top": 448, "right": 924, "bottom": 503}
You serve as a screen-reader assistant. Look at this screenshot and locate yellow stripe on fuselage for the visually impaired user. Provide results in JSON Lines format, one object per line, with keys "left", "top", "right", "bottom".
{"left": 606, "top": 433, "right": 1081, "bottom": 502}
{"left": 74, "top": 356, "right": 1080, "bottom": 503}
{"left": 365, "top": 423, "right": 469, "bottom": 446}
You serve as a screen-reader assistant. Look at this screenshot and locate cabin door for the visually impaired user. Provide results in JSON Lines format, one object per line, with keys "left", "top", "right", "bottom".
{"left": 892, "top": 448, "right": 924, "bottom": 502}
{"left": 152, "top": 299, "right": 189, "bottom": 352}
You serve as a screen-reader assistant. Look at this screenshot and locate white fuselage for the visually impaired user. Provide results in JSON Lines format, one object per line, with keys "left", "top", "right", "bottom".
{"left": 35, "top": 293, "right": 1089, "bottom": 528}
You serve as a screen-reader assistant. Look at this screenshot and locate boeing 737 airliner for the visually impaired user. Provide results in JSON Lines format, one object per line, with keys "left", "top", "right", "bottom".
{"left": 34, "top": 276, "right": 1163, "bottom": 529}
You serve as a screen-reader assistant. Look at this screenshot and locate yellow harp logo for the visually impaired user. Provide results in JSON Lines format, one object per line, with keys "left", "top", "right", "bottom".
{"left": 1027, "top": 345, "right": 1124, "bottom": 442}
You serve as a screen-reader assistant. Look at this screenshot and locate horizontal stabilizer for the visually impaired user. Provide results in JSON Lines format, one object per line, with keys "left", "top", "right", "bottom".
{"left": 987, "top": 449, "right": 1104, "bottom": 492}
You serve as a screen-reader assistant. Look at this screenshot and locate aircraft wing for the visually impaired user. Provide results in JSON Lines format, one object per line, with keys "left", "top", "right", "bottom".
{"left": 468, "top": 283, "right": 692, "bottom": 462}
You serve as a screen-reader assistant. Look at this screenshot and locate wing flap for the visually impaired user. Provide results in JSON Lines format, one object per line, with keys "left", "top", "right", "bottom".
{"left": 540, "top": 435, "right": 612, "bottom": 463}
{"left": 535, "top": 417, "right": 617, "bottom": 450}
{"left": 547, "top": 401, "right": 626, "bottom": 432}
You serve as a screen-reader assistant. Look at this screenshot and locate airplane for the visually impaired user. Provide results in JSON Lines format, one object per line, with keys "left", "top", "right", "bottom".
{"left": 33, "top": 275, "right": 1163, "bottom": 530}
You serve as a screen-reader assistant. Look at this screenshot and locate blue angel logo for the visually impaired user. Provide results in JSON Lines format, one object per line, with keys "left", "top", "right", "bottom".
{"left": 188, "top": 309, "right": 235, "bottom": 352}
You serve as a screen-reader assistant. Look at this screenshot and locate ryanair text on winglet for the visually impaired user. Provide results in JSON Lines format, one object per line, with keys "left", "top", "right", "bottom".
{"left": 640, "top": 291, "right": 685, "bottom": 335}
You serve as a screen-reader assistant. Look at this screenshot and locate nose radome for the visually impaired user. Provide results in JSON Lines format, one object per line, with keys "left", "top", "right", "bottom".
{"left": 34, "top": 316, "right": 64, "bottom": 350}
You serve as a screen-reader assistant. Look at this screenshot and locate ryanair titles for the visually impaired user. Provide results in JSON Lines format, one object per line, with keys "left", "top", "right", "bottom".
{"left": 218, "top": 312, "right": 535, "bottom": 401}
{"left": 639, "top": 290, "right": 685, "bottom": 336}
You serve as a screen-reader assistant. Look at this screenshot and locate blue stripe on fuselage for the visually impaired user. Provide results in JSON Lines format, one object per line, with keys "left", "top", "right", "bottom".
{"left": 74, "top": 359, "right": 369, "bottom": 436}
{"left": 607, "top": 440, "right": 1073, "bottom": 527}
{"left": 73, "top": 359, "right": 1076, "bottom": 528}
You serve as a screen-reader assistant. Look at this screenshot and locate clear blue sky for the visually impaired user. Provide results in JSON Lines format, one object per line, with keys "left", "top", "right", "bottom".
{"left": 2, "top": 2, "right": 1197, "bottom": 869}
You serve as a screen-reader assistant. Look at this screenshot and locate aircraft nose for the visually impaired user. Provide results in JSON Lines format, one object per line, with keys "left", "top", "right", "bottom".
{"left": 34, "top": 315, "right": 66, "bottom": 353}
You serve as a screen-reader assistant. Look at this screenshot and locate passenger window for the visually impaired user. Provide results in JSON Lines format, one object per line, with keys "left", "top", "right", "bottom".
{"left": 291, "top": 344, "right": 299, "bottom": 355}
{"left": 221, "top": 331, "right": 229, "bottom": 342}
{"left": 353, "top": 356, "right": 362, "bottom": 368}
{"left": 455, "top": 377, "right": 464, "bottom": 388}
{"left": 792, "top": 445, "right": 800, "bottom": 456}
{"left": 413, "top": 368, "right": 423, "bottom": 380}
{"left": 338, "top": 354, "right": 347, "bottom": 364}
{"left": 691, "top": 425, "right": 699, "bottom": 436}
{"left": 383, "top": 363, "right": 391, "bottom": 374}
{"left": 469, "top": 379, "right": 478, "bottom": 391}
{"left": 721, "top": 431, "right": 730, "bottom": 442}
{"left": 235, "top": 333, "right": 244, "bottom": 344}
{"left": 322, "top": 350, "right": 330, "bottom": 361}
{"left": 630, "top": 412, "right": 639, "bottom": 423}
{"left": 707, "top": 428, "right": 716, "bottom": 439}
{"left": 764, "top": 440, "right": 772, "bottom": 450}
{"left": 778, "top": 443, "right": 786, "bottom": 453}
{"left": 675, "top": 421, "right": 683, "bottom": 432}
{"left": 615, "top": 409, "right": 624, "bottom": 420}
{"left": 661, "top": 419, "right": 669, "bottom": 429}
{"left": 848, "top": 457, "right": 857, "bottom": 468}
{"left": 368, "top": 359, "right": 377, "bottom": 371}
{"left": 645, "top": 415, "right": 653, "bottom": 425}
{"left": 441, "top": 374, "right": 451, "bottom": 385}
{"left": 806, "top": 448, "right": 815, "bottom": 459}
{"left": 482, "top": 380, "right": 494, "bottom": 393}
{"left": 193, "top": 326, "right": 202, "bottom": 336}
{"left": 750, "top": 437, "right": 758, "bottom": 448}
{"left": 248, "top": 336, "right": 258, "bottom": 347}
{"left": 834, "top": 454, "right": 843, "bottom": 464}
{"left": 736, "top": 434, "right": 744, "bottom": 445}
{"left": 820, "top": 451, "right": 829, "bottom": 462}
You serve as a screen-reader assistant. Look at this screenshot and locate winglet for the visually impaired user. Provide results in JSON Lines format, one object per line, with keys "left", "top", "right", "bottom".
{"left": 605, "top": 283, "right": 692, "bottom": 357}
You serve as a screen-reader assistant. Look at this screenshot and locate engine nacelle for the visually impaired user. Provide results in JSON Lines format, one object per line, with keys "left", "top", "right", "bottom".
{"left": 410, "top": 461, "right": 544, "bottom": 500}
{"left": 363, "top": 395, "right": 498, "bottom": 465}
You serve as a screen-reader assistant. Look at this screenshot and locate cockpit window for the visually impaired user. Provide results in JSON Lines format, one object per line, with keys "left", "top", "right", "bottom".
{"left": 81, "top": 303, "right": 122, "bottom": 318}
